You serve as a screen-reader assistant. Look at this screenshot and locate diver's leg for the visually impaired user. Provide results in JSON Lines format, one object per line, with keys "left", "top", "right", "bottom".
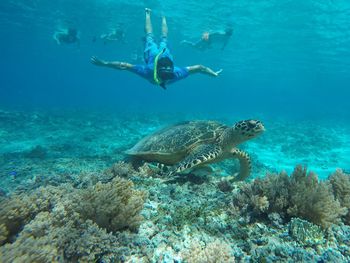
{"left": 159, "top": 16, "right": 169, "bottom": 53}
{"left": 145, "top": 8, "right": 153, "bottom": 35}
{"left": 161, "top": 15, "right": 168, "bottom": 38}
{"left": 144, "top": 8, "right": 159, "bottom": 63}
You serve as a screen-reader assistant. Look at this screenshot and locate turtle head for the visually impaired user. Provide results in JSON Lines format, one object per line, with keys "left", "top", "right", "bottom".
{"left": 221, "top": 120, "right": 265, "bottom": 146}
{"left": 233, "top": 119, "right": 265, "bottom": 141}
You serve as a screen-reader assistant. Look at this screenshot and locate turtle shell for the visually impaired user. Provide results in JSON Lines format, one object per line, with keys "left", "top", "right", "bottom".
{"left": 126, "top": 121, "right": 228, "bottom": 164}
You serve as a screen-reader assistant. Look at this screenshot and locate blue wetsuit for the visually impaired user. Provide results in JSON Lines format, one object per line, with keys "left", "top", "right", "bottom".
{"left": 130, "top": 34, "right": 189, "bottom": 85}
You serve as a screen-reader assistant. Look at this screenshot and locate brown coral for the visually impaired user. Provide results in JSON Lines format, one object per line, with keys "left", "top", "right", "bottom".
{"left": 287, "top": 166, "right": 347, "bottom": 228}
{"left": 232, "top": 165, "right": 348, "bottom": 228}
{"left": 0, "top": 206, "right": 121, "bottom": 262}
{"left": 0, "top": 176, "right": 147, "bottom": 261}
{"left": 75, "top": 177, "right": 147, "bottom": 232}
{"left": 329, "top": 169, "right": 350, "bottom": 224}
{"left": 251, "top": 195, "right": 269, "bottom": 213}
{"left": 255, "top": 171, "right": 290, "bottom": 212}
{"left": 0, "top": 186, "right": 67, "bottom": 245}
{"left": 182, "top": 239, "right": 234, "bottom": 263}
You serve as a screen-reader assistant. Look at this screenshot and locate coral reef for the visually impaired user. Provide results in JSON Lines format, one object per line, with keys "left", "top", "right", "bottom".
{"left": 0, "top": 186, "right": 66, "bottom": 245}
{"left": 329, "top": 169, "right": 350, "bottom": 224}
{"left": 109, "top": 161, "right": 154, "bottom": 179}
{"left": 0, "top": 177, "right": 146, "bottom": 262}
{"left": 1, "top": 110, "right": 350, "bottom": 261}
{"left": 232, "top": 165, "right": 348, "bottom": 228}
{"left": 287, "top": 166, "right": 347, "bottom": 228}
{"left": 182, "top": 239, "right": 234, "bottom": 263}
{"left": 75, "top": 178, "right": 147, "bottom": 232}
{"left": 289, "top": 218, "right": 324, "bottom": 246}
{"left": 0, "top": 205, "right": 122, "bottom": 262}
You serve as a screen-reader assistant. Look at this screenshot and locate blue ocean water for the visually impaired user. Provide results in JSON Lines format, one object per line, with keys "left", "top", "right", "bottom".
{"left": 1, "top": 1, "right": 350, "bottom": 261}
{"left": 0, "top": 0, "right": 349, "bottom": 116}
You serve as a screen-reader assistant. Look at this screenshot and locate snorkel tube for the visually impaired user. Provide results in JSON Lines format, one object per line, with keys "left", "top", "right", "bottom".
{"left": 153, "top": 48, "right": 166, "bottom": 88}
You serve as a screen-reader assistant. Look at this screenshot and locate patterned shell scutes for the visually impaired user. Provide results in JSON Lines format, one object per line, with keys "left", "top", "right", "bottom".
{"left": 129, "top": 121, "right": 228, "bottom": 155}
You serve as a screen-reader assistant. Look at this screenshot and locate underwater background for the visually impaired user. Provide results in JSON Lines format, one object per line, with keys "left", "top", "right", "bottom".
{"left": 1, "top": 0, "right": 350, "bottom": 262}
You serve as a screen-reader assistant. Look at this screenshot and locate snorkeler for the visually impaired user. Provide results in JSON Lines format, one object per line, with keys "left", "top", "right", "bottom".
{"left": 53, "top": 28, "right": 80, "bottom": 46}
{"left": 99, "top": 25, "right": 126, "bottom": 44}
{"left": 181, "top": 27, "right": 233, "bottom": 51}
{"left": 91, "top": 8, "right": 222, "bottom": 90}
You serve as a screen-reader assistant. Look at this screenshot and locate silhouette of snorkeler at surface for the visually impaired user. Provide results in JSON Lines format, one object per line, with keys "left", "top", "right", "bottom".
{"left": 53, "top": 28, "right": 80, "bottom": 46}
{"left": 100, "top": 26, "right": 126, "bottom": 44}
{"left": 91, "top": 8, "right": 222, "bottom": 90}
{"left": 181, "top": 27, "right": 233, "bottom": 51}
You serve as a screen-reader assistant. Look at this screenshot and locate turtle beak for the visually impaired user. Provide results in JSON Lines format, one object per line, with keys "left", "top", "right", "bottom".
{"left": 249, "top": 120, "right": 265, "bottom": 134}
{"left": 257, "top": 122, "right": 265, "bottom": 133}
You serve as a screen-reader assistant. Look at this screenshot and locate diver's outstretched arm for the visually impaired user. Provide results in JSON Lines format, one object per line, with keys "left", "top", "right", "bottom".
{"left": 180, "top": 40, "right": 196, "bottom": 47}
{"left": 91, "top": 56, "right": 134, "bottom": 70}
{"left": 186, "top": 65, "right": 223, "bottom": 77}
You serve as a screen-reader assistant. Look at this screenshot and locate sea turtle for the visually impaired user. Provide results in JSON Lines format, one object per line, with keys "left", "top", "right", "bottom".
{"left": 126, "top": 119, "right": 265, "bottom": 180}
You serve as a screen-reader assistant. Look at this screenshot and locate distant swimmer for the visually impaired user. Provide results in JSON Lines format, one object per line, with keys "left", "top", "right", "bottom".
{"left": 181, "top": 27, "right": 233, "bottom": 51}
{"left": 91, "top": 8, "right": 222, "bottom": 90}
{"left": 53, "top": 28, "right": 80, "bottom": 46}
{"left": 100, "top": 26, "right": 126, "bottom": 44}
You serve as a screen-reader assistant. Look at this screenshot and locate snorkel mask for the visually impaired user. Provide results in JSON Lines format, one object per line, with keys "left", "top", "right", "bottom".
{"left": 154, "top": 48, "right": 174, "bottom": 89}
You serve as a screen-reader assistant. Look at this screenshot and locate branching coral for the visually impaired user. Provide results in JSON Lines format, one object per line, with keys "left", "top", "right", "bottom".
{"left": 0, "top": 205, "right": 122, "bottom": 262}
{"left": 0, "top": 186, "right": 67, "bottom": 245}
{"left": 329, "top": 169, "right": 350, "bottom": 224}
{"left": 182, "top": 239, "right": 234, "bottom": 263}
{"left": 287, "top": 166, "right": 347, "bottom": 228}
{"left": 0, "top": 176, "right": 147, "bottom": 261}
{"left": 255, "top": 171, "right": 290, "bottom": 212}
{"left": 75, "top": 178, "right": 147, "bottom": 232}
{"left": 232, "top": 165, "right": 348, "bottom": 228}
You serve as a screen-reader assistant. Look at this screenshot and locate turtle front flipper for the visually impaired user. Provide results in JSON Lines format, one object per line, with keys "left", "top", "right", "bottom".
{"left": 230, "top": 148, "right": 251, "bottom": 181}
{"left": 164, "top": 144, "right": 222, "bottom": 177}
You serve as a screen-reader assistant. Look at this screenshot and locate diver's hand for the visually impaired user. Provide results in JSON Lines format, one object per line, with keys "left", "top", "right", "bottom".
{"left": 214, "top": 69, "right": 223, "bottom": 76}
{"left": 91, "top": 56, "right": 106, "bottom": 66}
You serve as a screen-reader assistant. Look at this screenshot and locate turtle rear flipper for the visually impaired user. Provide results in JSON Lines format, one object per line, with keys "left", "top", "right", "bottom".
{"left": 164, "top": 144, "right": 222, "bottom": 176}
